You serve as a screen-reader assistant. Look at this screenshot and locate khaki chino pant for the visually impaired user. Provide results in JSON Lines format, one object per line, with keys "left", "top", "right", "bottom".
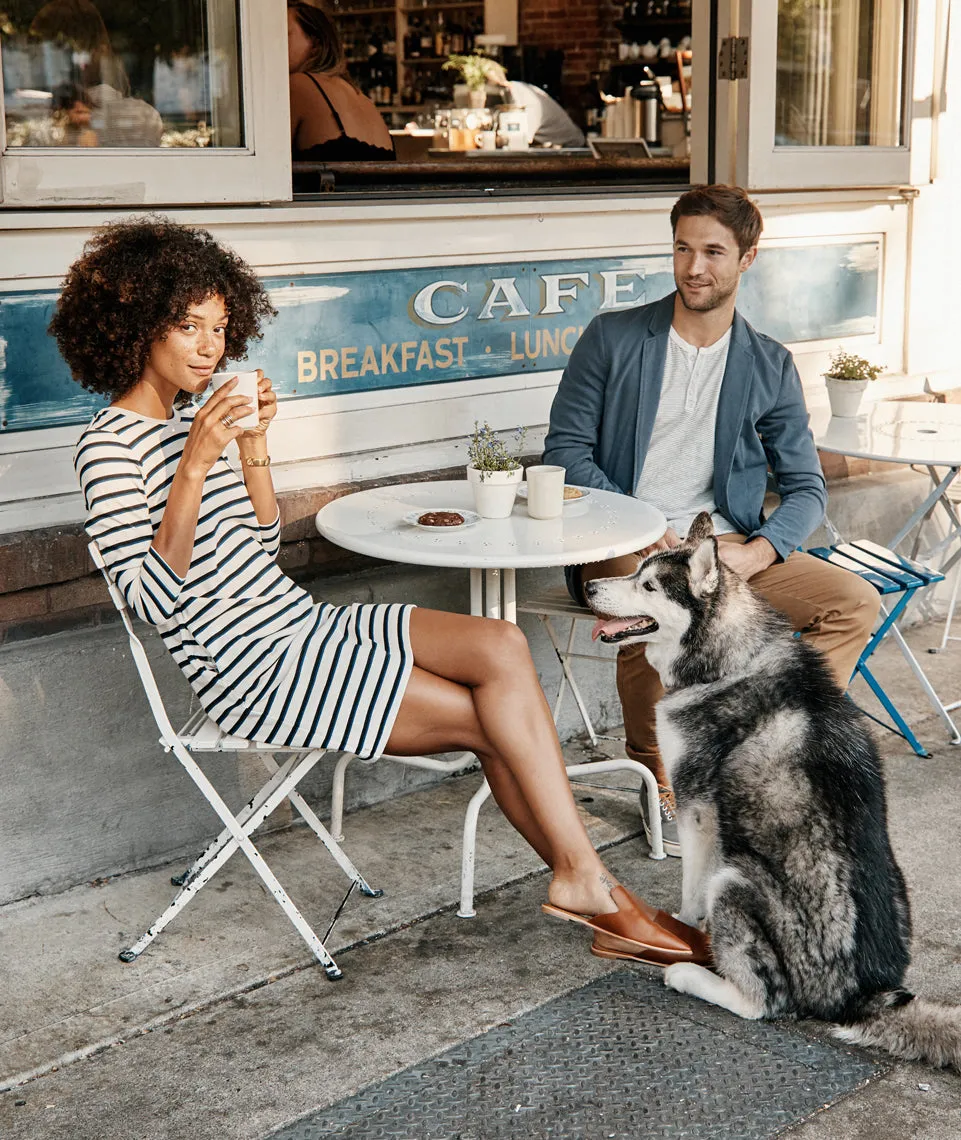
{"left": 579, "top": 533, "right": 882, "bottom": 787}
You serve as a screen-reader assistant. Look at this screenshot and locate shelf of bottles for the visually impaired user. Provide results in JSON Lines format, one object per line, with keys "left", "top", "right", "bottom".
{"left": 332, "top": 0, "right": 485, "bottom": 110}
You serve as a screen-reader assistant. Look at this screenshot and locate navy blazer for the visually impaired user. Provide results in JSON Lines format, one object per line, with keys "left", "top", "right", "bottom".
{"left": 543, "top": 292, "right": 826, "bottom": 575}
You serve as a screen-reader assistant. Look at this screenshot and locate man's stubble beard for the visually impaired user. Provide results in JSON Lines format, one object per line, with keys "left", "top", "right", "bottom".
{"left": 676, "top": 277, "right": 739, "bottom": 313}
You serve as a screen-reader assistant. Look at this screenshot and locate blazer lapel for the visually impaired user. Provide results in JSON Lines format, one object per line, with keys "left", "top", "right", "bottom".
{"left": 633, "top": 293, "right": 674, "bottom": 488}
{"left": 713, "top": 309, "right": 756, "bottom": 504}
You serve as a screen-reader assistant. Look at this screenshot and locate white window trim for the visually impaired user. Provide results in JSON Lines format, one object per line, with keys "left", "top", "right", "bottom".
{"left": 722, "top": 0, "right": 921, "bottom": 191}
{"left": 0, "top": 0, "right": 291, "bottom": 207}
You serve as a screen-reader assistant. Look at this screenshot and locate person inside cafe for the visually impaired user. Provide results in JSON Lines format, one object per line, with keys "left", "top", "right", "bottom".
{"left": 29, "top": 0, "right": 162, "bottom": 147}
{"left": 488, "top": 62, "right": 586, "bottom": 149}
{"left": 54, "top": 216, "right": 708, "bottom": 969}
{"left": 543, "top": 184, "right": 881, "bottom": 857}
{"left": 287, "top": 0, "right": 395, "bottom": 162}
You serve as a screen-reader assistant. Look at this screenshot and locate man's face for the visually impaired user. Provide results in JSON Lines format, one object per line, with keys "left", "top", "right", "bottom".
{"left": 672, "top": 214, "right": 756, "bottom": 313}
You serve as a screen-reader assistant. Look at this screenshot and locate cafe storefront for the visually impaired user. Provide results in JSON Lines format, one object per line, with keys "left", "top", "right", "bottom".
{"left": 0, "top": 0, "right": 957, "bottom": 900}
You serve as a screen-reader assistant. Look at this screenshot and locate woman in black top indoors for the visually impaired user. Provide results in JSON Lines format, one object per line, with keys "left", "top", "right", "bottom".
{"left": 287, "top": 0, "right": 395, "bottom": 163}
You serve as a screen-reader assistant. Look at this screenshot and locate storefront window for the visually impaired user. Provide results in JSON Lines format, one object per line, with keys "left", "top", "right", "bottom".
{"left": 291, "top": 0, "right": 695, "bottom": 194}
{"left": 1, "top": 0, "right": 243, "bottom": 148}
{"left": 775, "top": 0, "right": 904, "bottom": 148}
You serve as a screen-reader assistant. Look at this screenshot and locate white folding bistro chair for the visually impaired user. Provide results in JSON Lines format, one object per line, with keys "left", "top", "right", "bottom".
{"left": 89, "top": 539, "right": 385, "bottom": 981}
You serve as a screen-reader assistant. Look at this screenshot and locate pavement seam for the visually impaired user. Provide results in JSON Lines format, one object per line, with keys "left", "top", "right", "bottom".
{"left": 1, "top": 828, "right": 643, "bottom": 1094}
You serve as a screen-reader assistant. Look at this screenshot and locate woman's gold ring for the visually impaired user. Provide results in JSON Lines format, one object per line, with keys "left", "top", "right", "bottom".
{"left": 221, "top": 414, "right": 233, "bottom": 428}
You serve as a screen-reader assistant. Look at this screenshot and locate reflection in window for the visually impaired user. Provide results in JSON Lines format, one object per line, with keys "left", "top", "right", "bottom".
{"left": 776, "top": 0, "right": 904, "bottom": 148}
{"left": 1, "top": 0, "right": 243, "bottom": 148}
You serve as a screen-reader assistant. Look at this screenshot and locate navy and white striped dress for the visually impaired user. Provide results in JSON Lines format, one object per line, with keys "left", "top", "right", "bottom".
{"left": 75, "top": 405, "right": 414, "bottom": 759}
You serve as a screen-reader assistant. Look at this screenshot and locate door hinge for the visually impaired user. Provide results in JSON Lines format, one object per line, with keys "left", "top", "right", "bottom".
{"left": 718, "top": 36, "right": 749, "bottom": 81}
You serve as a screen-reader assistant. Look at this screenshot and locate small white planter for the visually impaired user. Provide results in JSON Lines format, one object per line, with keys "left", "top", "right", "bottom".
{"left": 466, "top": 464, "right": 522, "bottom": 518}
{"left": 825, "top": 376, "right": 869, "bottom": 418}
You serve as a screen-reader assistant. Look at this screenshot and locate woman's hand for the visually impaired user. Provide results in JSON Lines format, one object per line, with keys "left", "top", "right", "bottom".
{"left": 241, "top": 371, "right": 277, "bottom": 438}
{"left": 179, "top": 377, "right": 253, "bottom": 481}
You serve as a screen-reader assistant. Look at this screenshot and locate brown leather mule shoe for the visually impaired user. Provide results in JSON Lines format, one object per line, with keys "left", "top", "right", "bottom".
{"left": 542, "top": 885, "right": 709, "bottom": 966}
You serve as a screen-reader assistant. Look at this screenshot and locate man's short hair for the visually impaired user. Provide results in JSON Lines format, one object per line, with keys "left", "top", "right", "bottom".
{"left": 670, "top": 185, "right": 763, "bottom": 256}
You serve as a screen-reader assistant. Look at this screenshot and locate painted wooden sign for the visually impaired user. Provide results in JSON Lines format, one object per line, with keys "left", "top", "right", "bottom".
{"left": 0, "top": 242, "right": 879, "bottom": 433}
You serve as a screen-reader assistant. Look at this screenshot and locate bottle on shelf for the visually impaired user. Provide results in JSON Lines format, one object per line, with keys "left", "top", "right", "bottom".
{"left": 434, "top": 12, "right": 447, "bottom": 58}
{"left": 449, "top": 17, "right": 464, "bottom": 54}
{"left": 406, "top": 17, "right": 421, "bottom": 59}
{"left": 419, "top": 13, "right": 434, "bottom": 58}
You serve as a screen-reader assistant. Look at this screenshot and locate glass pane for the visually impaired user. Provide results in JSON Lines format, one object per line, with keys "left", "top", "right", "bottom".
{"left": 775, "top": 0, "right": 904, "bottom": 148}
{"left": 1, "top": 0, "right": 243, "bottom": 148}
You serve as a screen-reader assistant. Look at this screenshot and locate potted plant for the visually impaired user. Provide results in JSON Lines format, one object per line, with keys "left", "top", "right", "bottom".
{"left": 443, "top": 52, "right": 502, "bottom": 109}
{"left": 466, "top": 420, "right": 527, "bottom": 517}
{"left": 824, "top": 348, "right": 884, "bottom": 417}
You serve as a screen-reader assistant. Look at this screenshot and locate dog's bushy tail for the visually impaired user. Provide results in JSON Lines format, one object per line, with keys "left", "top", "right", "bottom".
{"left": 834, "top": 991, "right": 961, "bottom": 1071}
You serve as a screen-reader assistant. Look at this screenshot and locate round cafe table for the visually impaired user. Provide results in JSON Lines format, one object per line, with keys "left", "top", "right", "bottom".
{"left": 314, "top": 479, "right": 666, "bottom": 623}
{"left": 316, "top": 479, "right": 669, "bottom": 918}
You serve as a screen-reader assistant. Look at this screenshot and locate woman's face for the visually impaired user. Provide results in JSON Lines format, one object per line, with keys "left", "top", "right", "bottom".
{"left": 287, "top": 9, "right": 313, "bottom": 73}
{"left": 142, "top": 294, "right": 228, "bottom": 401}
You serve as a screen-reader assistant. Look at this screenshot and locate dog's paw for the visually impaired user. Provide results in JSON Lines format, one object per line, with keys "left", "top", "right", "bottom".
{"left": 674, "top": 909, "right": 707, "bottom": 931}
{"left": 664, "top": 962, "right": 702, "bottom": 995}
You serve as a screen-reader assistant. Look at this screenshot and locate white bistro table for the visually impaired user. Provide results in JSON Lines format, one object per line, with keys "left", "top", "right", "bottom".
{"left": 316, "top": 479, "right": 667, "bottom": 916}
{"left": 811, "top": 401, "right": 961, "bottom": 731}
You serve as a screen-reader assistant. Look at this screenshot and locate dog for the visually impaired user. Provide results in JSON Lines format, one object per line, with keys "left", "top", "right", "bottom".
{"left": 585, "top": 512, "right": 961, "bottom": 1070}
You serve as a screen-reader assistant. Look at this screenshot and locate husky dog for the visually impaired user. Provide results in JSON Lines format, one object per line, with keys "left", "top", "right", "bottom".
{"left": 586, "top": 512, "right": 961, "bottom": 1069}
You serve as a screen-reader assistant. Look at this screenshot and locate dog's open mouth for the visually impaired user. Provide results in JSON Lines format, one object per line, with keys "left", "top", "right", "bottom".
{"left": 591, "top": 616, "right": 659, "bottom": 643}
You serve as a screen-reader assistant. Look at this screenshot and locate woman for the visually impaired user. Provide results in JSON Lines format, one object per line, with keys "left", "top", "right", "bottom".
{"left": 54, "top": 217, "right": 706, "bottom": 967}
{"left": 287, "top": 0, "right": 394, "bottom": 162}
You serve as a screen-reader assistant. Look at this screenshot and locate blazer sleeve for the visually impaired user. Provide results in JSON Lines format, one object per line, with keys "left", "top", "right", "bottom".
{"left": 749, "top": 351, "right": 827, "bottom": 560}
{"left": 77, "top": 434, "right": 186, "bottom": 626}
{"left": 542, "top": 316, "right": 624, "bottom": 493}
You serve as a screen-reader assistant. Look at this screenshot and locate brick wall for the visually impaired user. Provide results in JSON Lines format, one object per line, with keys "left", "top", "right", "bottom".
{"left": 519, "top": 0, "right": 620, "bottom": 107}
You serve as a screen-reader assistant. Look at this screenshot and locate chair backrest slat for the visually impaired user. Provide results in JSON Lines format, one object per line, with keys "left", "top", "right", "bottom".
{"left": 89, "top": 540, "right": 181, "bottom": 747}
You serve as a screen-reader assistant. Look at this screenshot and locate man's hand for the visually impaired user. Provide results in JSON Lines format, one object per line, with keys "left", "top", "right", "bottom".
{"left": 717, "top": 537, "right": 778, "bottom": 581}
{"left": 638, "top": 527, "right": 682, "bottom": 559}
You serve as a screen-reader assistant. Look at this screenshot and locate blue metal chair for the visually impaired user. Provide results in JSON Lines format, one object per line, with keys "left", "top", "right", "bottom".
{"left": 808, "top": 539, "right": 958, "bottom": 756}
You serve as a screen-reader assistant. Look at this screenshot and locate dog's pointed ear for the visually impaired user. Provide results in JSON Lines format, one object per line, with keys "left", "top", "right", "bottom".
{"left": 685, "top": 512, "right": 715, "bottom": 546}
{"left": 688, "top": 536, "right": 720, "bottom": 598}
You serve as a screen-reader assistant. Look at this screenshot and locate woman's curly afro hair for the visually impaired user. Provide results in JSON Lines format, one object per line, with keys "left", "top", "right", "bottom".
{"left": 50, "top": 215, "right": 277, "bottom": 400}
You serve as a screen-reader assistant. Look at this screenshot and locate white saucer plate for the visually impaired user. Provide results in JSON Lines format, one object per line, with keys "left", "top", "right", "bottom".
{"left": 403, "top": 508, "right": 480, "bottom": 531}
{"left": 516, "top": 485, "right": 591, "bottom": 506}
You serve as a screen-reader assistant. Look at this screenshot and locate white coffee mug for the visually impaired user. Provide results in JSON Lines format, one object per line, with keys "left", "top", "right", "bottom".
{"left": 210, "top": 370, "right": 260, "bottom": 431}
{"left": 526, "top": 465, "right": 566, "bottom": 520}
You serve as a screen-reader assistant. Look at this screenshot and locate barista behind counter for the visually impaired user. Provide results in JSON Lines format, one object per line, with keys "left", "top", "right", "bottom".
{"left": 488, "top": 64, "right": 586, "bottom": 149}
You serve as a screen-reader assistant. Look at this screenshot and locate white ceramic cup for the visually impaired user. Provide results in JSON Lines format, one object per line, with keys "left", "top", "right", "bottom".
{"left": 210, "top": 370, "right": 260, "bottom": 431}
{"left": 526, "top": 465, "right": 566, "bottom": 520}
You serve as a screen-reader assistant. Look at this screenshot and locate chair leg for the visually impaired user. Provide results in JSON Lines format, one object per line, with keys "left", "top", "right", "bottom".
{"left": 458, "top": 778, "right": 493, "bottom": 918}
{"left": 566, "top": 758, "right": 666, "bottom": 861}
{"left": 123, "top": 743, "right": 344, "bottom": 979}
{"left": 542, "top": 615, "right": 601, "bottom": 746}
{"left": 258, "top": 753, "right": 384, "bottom": 898}
{"left": 172, "top": 752, "right": 308, "bottom": 888}
{"left": 856, "top": 663, "right": 930, "bottom": 757}
{"left": 330, "top": 752, "right": 355, "bottom": 842}
{"left": 887, "top": 621, "right": 961, "bottom": 744}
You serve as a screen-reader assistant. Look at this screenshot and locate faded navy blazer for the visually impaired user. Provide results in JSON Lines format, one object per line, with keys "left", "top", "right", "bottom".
{"left": 543, "top": 292, "right": 827, "bottom": 587}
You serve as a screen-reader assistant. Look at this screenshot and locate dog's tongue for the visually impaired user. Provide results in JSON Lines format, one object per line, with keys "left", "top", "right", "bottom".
{"left": 592, "top": 617, "right": 641, "bottom": 642}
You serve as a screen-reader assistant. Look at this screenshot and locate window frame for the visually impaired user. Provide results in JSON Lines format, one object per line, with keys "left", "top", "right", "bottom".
{"left": 0, "top": 0, "right": 291, "bottom": 207}
{"left": 721, "top": 0, "right": 919, "bottom": 191}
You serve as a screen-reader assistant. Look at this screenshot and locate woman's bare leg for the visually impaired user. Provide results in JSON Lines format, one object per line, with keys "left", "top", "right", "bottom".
{"left": 385, "top": 608, "right": 619, "bottom": 916}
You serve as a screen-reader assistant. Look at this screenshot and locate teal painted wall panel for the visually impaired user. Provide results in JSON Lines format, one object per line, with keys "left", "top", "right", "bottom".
{"left": 0, "top": 242, "right": 879, "bottom": 434}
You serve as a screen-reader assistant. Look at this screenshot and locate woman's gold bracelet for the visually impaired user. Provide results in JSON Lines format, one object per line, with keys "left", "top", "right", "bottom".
{"left": 244, "top": 455, "right": 271, "bottom": 467}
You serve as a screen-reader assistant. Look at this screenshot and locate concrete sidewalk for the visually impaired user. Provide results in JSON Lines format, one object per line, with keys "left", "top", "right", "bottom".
{"left": 2, "top": 622, "right": 961, "bottom": 1139}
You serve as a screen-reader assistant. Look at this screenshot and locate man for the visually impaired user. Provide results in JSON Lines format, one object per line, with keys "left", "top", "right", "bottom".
{"left": 543, "top": 184, "right": 880, "bottom": 856}
{"left": 487, "top": 64, "right": 586, "bottom": 148}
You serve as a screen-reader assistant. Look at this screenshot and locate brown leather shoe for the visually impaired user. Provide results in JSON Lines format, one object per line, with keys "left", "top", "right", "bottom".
{"left": 542, "top": 885, "right": 709, "bottom": 964}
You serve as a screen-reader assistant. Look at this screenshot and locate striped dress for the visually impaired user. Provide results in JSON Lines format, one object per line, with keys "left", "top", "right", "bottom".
{"left": 75, "top": 405, "right": 414, "bottom": 759}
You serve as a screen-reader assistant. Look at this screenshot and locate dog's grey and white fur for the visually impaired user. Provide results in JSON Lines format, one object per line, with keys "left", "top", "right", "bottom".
{"left": 586, "top": 513, "right": 961, "bottom": 1070}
